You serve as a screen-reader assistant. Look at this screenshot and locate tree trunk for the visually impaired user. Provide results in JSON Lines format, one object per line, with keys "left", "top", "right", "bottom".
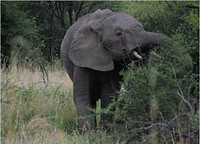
{"left": 68, "top": 2, "right": 73, "bottom": 26}
{"left": 49, "top": 13, "right": 53, "bottom": 61}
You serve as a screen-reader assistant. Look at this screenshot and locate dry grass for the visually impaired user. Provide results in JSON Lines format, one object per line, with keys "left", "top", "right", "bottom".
{"left": 1, "top": 66, "right": 75, "bottom": 143}
{"left": 1, "top": 65, "right": 113, "bottom": 144}
{"left": 1, "top": 66, "right": 72, "bottom": 89}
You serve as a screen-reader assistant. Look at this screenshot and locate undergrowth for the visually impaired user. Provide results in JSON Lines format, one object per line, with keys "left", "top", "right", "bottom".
{"left": 1, "top": 65, "right": 113, "bottom": 144}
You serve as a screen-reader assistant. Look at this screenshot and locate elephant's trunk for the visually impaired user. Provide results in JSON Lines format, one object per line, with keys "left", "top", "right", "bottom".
{"left": 131, "top": 30, "right": 169, "bottom": 59}
{"left": 137, "top": 30, "right": 168, "bottom": 48}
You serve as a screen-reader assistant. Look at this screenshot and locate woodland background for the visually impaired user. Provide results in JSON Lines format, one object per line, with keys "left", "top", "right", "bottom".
{"left": 1, "top": 1, "right": 199, "bottom": 144}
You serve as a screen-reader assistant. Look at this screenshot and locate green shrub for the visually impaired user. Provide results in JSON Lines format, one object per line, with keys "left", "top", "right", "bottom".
{"left": 109, "top": 34, "right": 199, "bottom": 143}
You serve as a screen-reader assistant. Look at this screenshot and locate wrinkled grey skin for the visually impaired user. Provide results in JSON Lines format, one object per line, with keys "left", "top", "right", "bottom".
{"left": 61, "top": 9, "right": 168, "bottom": 132}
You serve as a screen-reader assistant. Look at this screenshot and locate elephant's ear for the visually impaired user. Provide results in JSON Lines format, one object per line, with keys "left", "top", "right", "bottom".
{"left": 69, "top": 20, "right": 114, "bottom": 71}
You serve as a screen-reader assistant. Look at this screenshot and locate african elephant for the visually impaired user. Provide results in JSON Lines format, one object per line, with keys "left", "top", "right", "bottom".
{"left": 61, "top": 9, "right": 168, "bottom": 132}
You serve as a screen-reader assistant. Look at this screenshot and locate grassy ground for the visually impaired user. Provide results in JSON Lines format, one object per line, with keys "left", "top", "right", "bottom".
{"left": 1, "top": 65, "right": 113, "bottom": 144}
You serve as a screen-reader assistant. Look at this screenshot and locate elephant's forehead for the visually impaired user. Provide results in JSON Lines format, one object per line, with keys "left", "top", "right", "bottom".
{"left": 103, "top": 12, "right": 143, "bottom": 29}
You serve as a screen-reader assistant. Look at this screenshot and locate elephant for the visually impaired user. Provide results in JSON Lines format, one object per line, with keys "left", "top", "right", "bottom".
{"left": 60, "top": 9, "right": 168, "bottom": 132}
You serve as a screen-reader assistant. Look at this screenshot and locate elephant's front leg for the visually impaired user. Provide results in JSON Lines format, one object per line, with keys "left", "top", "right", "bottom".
{"left": 73, "top": 67, "right": 95, "bottom": 132}
{"left": 100, "top": 79, "right": 121, "bottom": 127}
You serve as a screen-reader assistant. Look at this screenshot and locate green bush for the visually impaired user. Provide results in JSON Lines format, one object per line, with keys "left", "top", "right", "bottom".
{"left": 104, "top": 3, "right": 199, "bottom": 143}
{"left": 109, "top": 34, "right": 198, "bottom": 143}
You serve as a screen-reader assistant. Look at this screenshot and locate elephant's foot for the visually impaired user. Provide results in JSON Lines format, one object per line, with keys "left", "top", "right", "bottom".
{"left": 98, "top": 114, "right": 113, "bottom": 131}
{"left": 78, "top": 118, "right": 96, "bottom": 134}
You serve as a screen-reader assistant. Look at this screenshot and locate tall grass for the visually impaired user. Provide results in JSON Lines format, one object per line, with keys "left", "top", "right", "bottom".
{"left": 1, "top": 63, "right": 72, "bottom": 142}
{"left": 1, "top": 62, "right": 113, "bottom": 144}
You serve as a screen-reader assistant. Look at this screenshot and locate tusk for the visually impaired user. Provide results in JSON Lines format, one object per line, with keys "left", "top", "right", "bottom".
{"left": 133, "top": 51, "right": 143, "bottom": 59}
{"left": 151, "top": 51, "right": 161, "bottom": 58}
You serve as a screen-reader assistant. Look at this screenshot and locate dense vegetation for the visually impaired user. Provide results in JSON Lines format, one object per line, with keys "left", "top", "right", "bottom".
{"left": 1, "top": 1, "right": 199, "bottom": 144}
{"left": 107, "top": 2, "right": 199, "bottom": 143}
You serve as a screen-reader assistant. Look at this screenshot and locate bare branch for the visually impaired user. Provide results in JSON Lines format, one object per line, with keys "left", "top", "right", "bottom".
{"left": 118, "top": 111, "right": 193, "bottom": 144}
{"left": 75, "top": 1, "right": 84, "bottom": 21}
{"left": 185, "top": 5, "right": 199, "bottom": 10}
{"left": 140, "top": 113, "right": 190, "bottom": 144}
{"left": 177, "top": 90, "right": 194, "bottom": 115}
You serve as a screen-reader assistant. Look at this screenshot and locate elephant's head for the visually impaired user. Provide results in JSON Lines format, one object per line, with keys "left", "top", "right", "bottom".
{"left": 69, "top": 9, "right": 168, "bottom": 71}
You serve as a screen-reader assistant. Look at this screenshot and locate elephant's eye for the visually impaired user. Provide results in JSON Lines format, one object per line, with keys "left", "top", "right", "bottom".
{"left": 115, "top": 29, "right": 123, "bottom": 36}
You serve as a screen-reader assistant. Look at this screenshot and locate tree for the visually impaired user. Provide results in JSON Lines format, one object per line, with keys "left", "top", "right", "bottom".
{"left": 1, "top": 2, "right": 44, "bottom": 67}
{"left": 16, "top": 1, "right": 124, "bottom": 62}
